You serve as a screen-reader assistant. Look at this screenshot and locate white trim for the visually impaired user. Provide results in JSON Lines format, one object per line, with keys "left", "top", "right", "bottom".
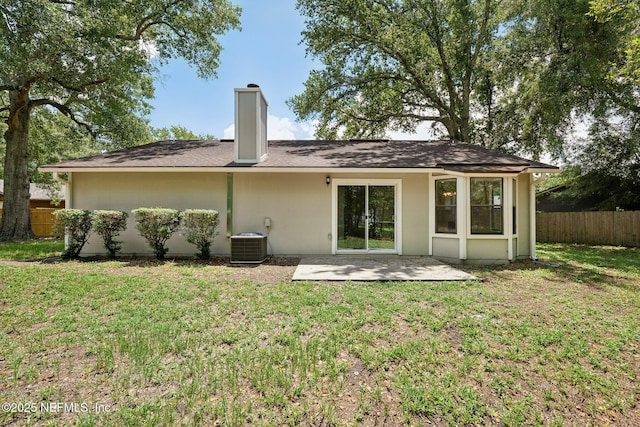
{"left": 331, "top": 178, "right": 402, "bottom": 255}
{"left": 428, "top": 175, "right": 435, "bottom": 256}
{"left": 40, "top": 166, "right": 447, "bottom": 174}
{"left": 430, "top": 174, "right": 466, "bottom": 258}
{"left": 40, "top": 166, "right": 561, "bottom": 175}
{"left": 466, "top": 235, "right": 509, "bottom": 240}
{"left": 505, "top": 178, "right": 514, "bottom": 260}
{"left": 525, "top": 168, "right": 561, "bottom": 174}
{"left": 466, "top": 176, "right": 509, "bottom": 239}
{"left": 457, "top": 176, "right": 468, "bottom": 260}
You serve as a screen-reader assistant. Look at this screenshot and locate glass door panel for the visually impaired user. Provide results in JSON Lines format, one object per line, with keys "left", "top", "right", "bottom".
{"left": 337, "top": 185, "right": 366, "bottom": 250}
{"left": 337, "top": 184, "right": 396, "bottom": 252}
{"left": 368, "top": 186, "right": 395, "bottom": 250}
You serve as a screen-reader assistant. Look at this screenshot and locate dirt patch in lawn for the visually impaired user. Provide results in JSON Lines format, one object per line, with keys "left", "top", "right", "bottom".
{"left": 3, "top": 255, "right": 300, "bottom": 285}
{"left": 333, "top": 353, "right": 404, "bottom": 426}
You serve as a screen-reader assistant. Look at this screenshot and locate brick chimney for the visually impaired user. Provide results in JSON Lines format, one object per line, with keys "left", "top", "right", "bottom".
{"left": 234, "top": 84, "right": 268, "bottom": 163}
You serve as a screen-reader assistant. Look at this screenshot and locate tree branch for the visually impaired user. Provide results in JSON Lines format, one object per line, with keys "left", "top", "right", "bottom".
{"left": 347, "top": 29, "right": 450, "bottom": 114}
{"left": 29, "top": 98, "right": 95, "bottom": 136}
{"left": 344, "top": 109, "right": 444, "bottom": 124}
{"left": 0, "top": 84, "right": 19, "bottom": 91}
{"left": 603, "top": 87, "right": 640, "bottom": 113}
{"left": 50, "top": 76, "right": 110, "bottom": 92}
{"left": 425, "top": 1, "right": 458, "bottom": 112}
{"left": 469, "top": 0, "right": 492, "bottom": 77}
{"left": 113, "top": 0, "right": 185, "bottom": 41}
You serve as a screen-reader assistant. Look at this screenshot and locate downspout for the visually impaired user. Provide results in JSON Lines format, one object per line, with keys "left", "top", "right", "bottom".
{"left": 530, "top": 173, "right": 548, "bottom": 261}
{"left": 226, "top": 172, "right": 233, "bottom": 238}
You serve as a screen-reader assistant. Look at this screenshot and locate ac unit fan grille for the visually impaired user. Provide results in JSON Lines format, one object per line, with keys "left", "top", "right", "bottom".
{"left": 230, "top": 234, "right": 267, "bottom": 263}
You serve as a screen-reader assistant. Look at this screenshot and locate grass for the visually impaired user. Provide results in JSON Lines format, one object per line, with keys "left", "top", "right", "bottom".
{"left": 0, "top": 238, "right": 64, "bottom": 261}
{"left": 0, "top": 240, "right": 638, "bottom": 426}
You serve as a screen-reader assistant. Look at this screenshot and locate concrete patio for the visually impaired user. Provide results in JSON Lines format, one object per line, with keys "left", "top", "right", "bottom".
{"left": 292, "top": 255, "right": 479, "bottom": 282}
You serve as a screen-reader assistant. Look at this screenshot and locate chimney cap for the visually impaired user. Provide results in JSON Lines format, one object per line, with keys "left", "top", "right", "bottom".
{"left": 247, "top": 83, "right": 260, "bottom": 88}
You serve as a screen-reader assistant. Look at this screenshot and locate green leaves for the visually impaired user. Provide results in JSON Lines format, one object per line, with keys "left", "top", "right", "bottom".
{"left": 53, "top": 209, "right": 93, "bottom": 259}
{"left": 132, "top": 208, "right": 181, "bottom": 260}
{"left": 1, "top": 0, "right": 240, "bottom": 240}
{"left": 291, "top": 0, "right": 501, "bottom": 141}
{"left": 182, "top": 209, "right": 220, "bottom": 259}
{"left": 93, "top": 210, "right": 129, "bottom": 258}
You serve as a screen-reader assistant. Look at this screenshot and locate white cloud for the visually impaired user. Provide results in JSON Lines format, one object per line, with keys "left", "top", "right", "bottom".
{"left": 222, "top": 115, "right": 315, "bottom": 140}
{"left": 223, "top": 115, "right": 438, "bottom": 141}
{"left": 386, "top": 121, "right": 437, "bottom": 140}
{"left": 267, "top": 115, "right": 298, "bottom": 140}
{"left": 223, "top": 123, "right": 234, "bottom": 139}
{"left": 139, "top": 39, "right": 159, "bottom": 59}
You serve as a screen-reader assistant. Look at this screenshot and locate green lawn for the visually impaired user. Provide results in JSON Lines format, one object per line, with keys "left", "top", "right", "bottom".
{"left": 0, "top": 240, "right": 638, "bottom": 426}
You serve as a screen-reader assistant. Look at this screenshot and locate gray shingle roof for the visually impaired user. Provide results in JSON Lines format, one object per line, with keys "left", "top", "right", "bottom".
{"left": 41, "top": 139, "right": 557, "bottom": 171}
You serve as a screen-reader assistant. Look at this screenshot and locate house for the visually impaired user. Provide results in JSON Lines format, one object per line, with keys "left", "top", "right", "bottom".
{"left": 41, "top": 86, "right": 558, "bottom": 263}
{"left": 0, "top": 180, "right": 65, "bottom": 209}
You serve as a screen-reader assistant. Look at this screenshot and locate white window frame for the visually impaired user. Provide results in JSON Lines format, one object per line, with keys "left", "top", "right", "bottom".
{"left": 331, "top": 179, "right": 402, "bottom": 255}
{"left": 430, "top": 173, "right": 519, "bottom": 261}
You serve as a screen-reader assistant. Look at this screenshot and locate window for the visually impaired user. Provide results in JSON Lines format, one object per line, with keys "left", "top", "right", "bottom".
{"left": 435, "top": 179, "right": 457, "bottom": 233}
{"left": 470, "top": 178, "right": 503, "bottom": 234}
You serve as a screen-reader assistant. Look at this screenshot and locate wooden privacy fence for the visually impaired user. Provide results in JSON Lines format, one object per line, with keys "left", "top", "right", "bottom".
{"left": 0, "top": 208, "right": 60, "bottom": 238}
{"left": 537, "top": 211, "right": 640, "bottom": 247}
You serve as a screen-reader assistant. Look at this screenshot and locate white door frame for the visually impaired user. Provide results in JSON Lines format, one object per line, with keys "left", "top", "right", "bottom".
{"left": 331, "top": 179, "right": 402, "bottom": 255}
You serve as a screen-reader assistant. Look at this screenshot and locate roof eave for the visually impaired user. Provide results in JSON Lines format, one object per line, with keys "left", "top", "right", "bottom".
{"left": 39, "top": 166, "right": 445, "bottom": 174}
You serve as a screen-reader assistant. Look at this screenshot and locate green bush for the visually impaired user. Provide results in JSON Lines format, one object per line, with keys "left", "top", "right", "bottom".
{"left": 132, "top": 208, "right": 181, "bottom": 259}
{"left": 53, "top": 209, "right": 93, "bottom": 259}
{"left": 182, "top": 209, "right": 219, "bottom": 259}
{"left": 92, "top": 210, "right": 128, "bottom": 258}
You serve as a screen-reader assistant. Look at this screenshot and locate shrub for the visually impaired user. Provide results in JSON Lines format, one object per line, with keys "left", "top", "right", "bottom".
{"left": 53, "top": 209, "right": 93, "bottom": 259}
{"left": 132, "top": 208, "right": 181, "bottom": 259}
{"left": 182, "top": 209, "right": 219, "bottom": 259}
{"left": 92, "top": 210, "right": 128, "bottom": 258}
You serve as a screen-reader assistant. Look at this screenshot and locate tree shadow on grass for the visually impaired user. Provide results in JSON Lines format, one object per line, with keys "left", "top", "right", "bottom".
{"left": 466, "top": 254, "right": 639, "bottom": 293}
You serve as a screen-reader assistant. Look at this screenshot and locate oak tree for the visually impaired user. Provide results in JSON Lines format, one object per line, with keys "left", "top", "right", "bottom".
{"left": 289, "top": 0, "right": 501, "bottom": 142}
{"left": 0, "top": 0, "right": 240, "bottom": 240}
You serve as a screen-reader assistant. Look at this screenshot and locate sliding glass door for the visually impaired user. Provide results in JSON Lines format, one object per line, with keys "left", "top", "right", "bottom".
{"left": 337, "top": 184, "right": 396, "bottom": 252}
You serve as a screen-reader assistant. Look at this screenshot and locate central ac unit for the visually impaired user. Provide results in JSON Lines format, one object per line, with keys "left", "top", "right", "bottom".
{"left": 230, "top": 232, "right": 268, "bottom": 263}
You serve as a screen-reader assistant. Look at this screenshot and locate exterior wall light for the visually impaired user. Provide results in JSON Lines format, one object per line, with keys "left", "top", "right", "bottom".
{"left": 326, "top": 176, "right": 331, "bottom": 186}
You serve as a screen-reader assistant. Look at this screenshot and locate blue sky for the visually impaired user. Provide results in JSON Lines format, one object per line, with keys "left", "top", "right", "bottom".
{"left": 148, "top": 0, "right": 433, "bottom": 140}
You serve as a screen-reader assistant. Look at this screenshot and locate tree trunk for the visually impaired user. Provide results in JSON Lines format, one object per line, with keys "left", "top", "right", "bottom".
{"left": 0, "top": 88, "right": 34, "bottom": 241}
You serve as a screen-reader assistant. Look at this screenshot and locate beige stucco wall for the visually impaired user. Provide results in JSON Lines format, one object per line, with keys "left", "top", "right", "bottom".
{"left": 71, "top": 172, "right": 228, "bottom": 256}
{"left": 68, "top": 170, "right": 534, "bottom": 260}
{"left": 467, "top": 239, "right": 509, "bottom": 262}
{"left": 234, "top": 172, "right": 429, "bottom": 255}
{"left": 233, "top": 173, "right": 332, "bottom": 255}
{"left": 70, "top": 171, "right": 432, "bottom": 257}
{"left": 432, "top": 237, "right": 459, "bottom": 260}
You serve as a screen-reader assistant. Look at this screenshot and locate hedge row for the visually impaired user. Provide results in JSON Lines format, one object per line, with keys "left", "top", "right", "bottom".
{"left": 54, "top": 208, "right": 219, "bottom": 260}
